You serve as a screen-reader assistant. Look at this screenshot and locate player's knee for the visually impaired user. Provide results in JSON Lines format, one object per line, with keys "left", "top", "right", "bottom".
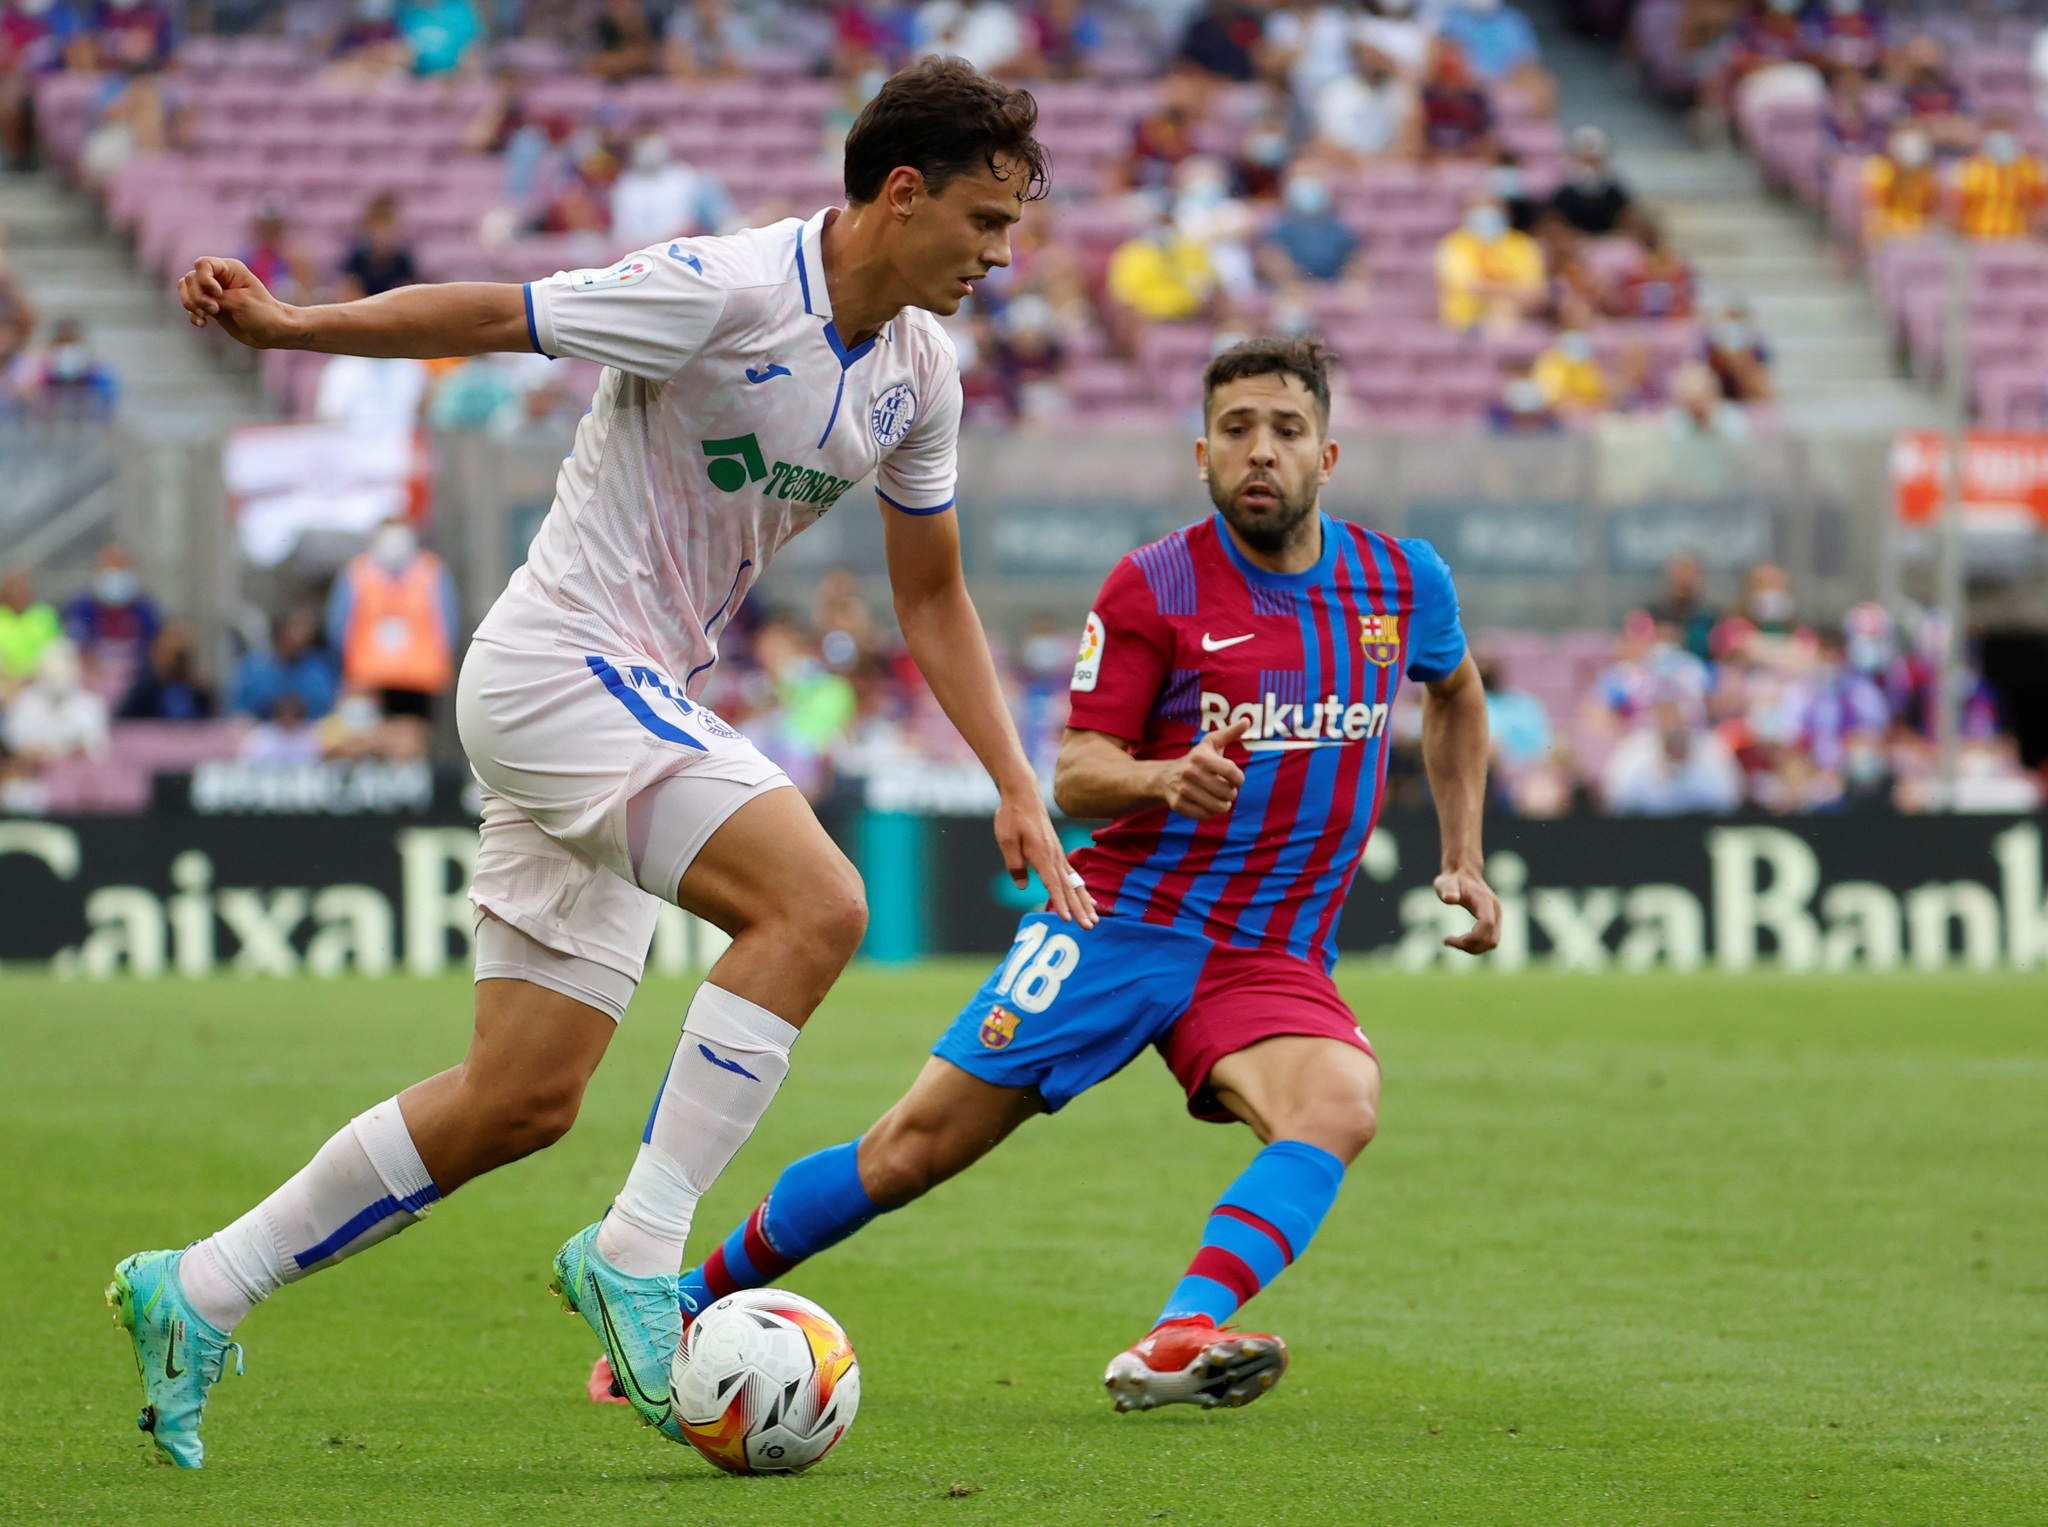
{"left": 481, "top": 1072, "right": 586, "bottom": 1157}
{"left": 1278, "top": 1093, "right": 1377, "bottom": 1163}
{"left": 796, "top": 874, "right": 868, "bottom": 967}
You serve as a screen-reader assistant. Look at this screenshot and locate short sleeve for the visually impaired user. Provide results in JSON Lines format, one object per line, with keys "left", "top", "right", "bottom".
{"left": 1400, "top": 537, "right": 1468, "bottom": 683}
{"left": 524, "top": 243, "right": 728, "bottom": 382}
{"left": 1065, "top": 556, "right": 1174, "bottom": 744}
{"left": 874, "top": 341, "right": 962, "bottom": 515}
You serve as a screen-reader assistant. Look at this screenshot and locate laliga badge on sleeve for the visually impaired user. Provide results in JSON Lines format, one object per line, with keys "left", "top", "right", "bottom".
{"left": 1071, "top": 610, "right": 1105, "bottom": 692}
{"left": 569, "top": 257, "right": 655, "bottom": 291}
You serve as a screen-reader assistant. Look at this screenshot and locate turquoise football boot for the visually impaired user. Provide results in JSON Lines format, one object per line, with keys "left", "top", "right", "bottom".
{"left": 549, "top": 1223, "right": 683, "bottom": 1442}
{"left": 106, "top": 1249, "right": 243, "bottom": 1468}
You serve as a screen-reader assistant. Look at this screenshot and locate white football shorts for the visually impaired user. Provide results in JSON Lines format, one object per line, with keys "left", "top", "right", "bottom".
{"left": 456, "top": 636, "right": 792, "bottom": 997}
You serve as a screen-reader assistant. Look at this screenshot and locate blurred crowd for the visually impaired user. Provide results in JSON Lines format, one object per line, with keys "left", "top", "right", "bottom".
{"left": 4, "top": 535, "right": 2039, "bottom": 815}
{"left": 1465, "top": 551, "right": 2043, "bottom": 818}
{"left": 0, "top": 233, "right": 119, "bottom": 418}
{"left": 0, "top": 521, "right": 455, "bottom": 807}
{"left": 5, "top": 0, "right": 1787, "bottom": 435}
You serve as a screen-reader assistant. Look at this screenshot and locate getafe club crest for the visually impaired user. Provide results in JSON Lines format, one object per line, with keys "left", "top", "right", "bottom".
{"left": 979, "top": 1004, "right": 1020, "bottom": 1050}
{"left": 1359, "top": 614, "right": 1401, "bottom": 667}
{"left": 871, "top": 383, "right": 917, "bottom": 448}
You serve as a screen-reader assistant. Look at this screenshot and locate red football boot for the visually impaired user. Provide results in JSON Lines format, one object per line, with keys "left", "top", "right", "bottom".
{"left": 586, "top": 1354, "right": 631, "bottom": 1405}
{"left": 1102, "top": 1316, "right": 1289, "bottom": 1413}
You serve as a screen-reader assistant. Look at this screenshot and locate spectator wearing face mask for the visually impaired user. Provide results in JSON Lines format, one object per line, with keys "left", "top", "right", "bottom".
{"left": 117, "top": 619, "right": 214, "bottom": 721}
{"left": 1433, "top": 0, "right": 1552, "bottom": 117}
{"left": 1436, "top": 191, "right": 1544, "bottom": 332}
{"left": 1863, "top": 124, "right": 1937, "bottom": 243}
{"left": 1954, "top": 119, "right": 2047, "bottom": 242}
{"left": 326, "top": 517, "right": 457, "bottom": 720}
{"left": 1532, "top": 317, "right": 1610, "bottom": 419}
{"left": 1262, "top": 172, "right": 1364, "bottom": 283}
{"left": 1703, "top": 296, "right": 1772, "bottom": 403}
{"left": 1311, "top": 41, "right": 1417, "bottom": 162}
{"left": 610, "top": 131, "right": 736, "bottom": 247}
{"left": 1548, "top": 125, "right": 1634, "bottom": 237}
{"left": 10, "top": 315, "right": 116, "bottom": 419}
{"left": 1484, "top": 357, "right": 1561, "bottom": 433}
{"left": 1739, "top": 561, "right": 1798, "bottom": 637}
{"left": 62, "top": 541, "right": 158, "bottom": 697}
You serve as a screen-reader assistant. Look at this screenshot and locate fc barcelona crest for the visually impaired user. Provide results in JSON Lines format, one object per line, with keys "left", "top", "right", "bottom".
{"left": 1359, "top": 614, "right": 1401, "bottom": 667}
{"left": 979, "top": 1004, "right": 1020, "bottom": 1050}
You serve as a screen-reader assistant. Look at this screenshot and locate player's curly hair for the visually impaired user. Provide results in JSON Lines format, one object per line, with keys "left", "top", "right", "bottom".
{"left": 1203, "top": 338, "right": 1335, "bottom": 426}
{"left": 843, "top": 58, "right": 1051, "bottom": 206}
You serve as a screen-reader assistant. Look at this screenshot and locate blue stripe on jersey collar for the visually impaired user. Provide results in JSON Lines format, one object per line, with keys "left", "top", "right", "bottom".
{"left": 795, "top": 208, "right": 835, "bottom": 318}
{"left": 1213, "top": 511, "right": 1339, "bottom": 587}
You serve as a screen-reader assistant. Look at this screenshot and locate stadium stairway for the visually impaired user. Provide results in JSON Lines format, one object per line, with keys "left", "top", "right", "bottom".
{"left": 1, "top": 169, "right": 265, "bottom": 442}
{"left": 1530, "top": 1, "right": 1943, "bottom": 435}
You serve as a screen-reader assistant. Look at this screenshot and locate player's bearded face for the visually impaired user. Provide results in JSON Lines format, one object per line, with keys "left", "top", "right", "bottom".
{"left": 1208, "top": 464, "right": 1318, "bottom": 553}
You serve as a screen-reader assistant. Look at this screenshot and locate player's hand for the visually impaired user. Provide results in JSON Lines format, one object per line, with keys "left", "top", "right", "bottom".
{"left": 176, "top": 257, "right": 300, "bottom": 349}
{"left": 1434, "top": 866, "right": 1501, "bottom": 955}
{"left": 994, "top": 787, "right": 1098, "bottom": 929}
{"left": 1159, "top": 717, "right": 1249, "bottom": 820}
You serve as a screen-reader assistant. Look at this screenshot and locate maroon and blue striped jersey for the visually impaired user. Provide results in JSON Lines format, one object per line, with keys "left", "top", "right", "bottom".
{"left": 1064, "top": 512, "right": 1467, "bottom": 971}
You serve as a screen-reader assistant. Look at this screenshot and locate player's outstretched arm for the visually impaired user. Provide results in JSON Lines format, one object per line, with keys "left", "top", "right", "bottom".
{"left": 176, "top": 257, "right": 532, "bottom": 358}
{"left": 1054, "top": 718, "right": 1250, "bottom": 822}
{"left": 881, "top": 504, "right": 1096, "bottom": 928}
{"left": 1421, "top": 654, "right": 1501, "bottom": 955}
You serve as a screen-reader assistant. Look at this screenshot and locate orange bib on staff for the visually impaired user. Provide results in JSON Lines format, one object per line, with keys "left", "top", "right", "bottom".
{"left": 339, "top": 551, "right": 453, "bottom": 694}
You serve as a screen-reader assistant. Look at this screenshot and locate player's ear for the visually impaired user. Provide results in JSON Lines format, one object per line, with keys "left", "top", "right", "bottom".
{"left": 1318, "top": 434, "right": 1338, "bottom": 483}
{"left": 1194, "top": 433, "right": 1210, "bottom": 482}
{"left": 883, "top": 166, "right": 924, "bottom": 221}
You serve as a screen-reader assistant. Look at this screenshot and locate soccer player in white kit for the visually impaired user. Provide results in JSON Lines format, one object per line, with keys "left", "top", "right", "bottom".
{"left": 108, "top": 59, "right": 1095, "bottom": 1467}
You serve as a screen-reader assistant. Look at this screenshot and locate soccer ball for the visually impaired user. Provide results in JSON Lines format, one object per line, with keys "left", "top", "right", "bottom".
{"left": 669, "top": 1289, "right": 861, "bottom": 1474}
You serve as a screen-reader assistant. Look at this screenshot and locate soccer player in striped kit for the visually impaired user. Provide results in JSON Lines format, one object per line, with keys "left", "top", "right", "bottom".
{"left": 665, "top": 338, "right": 1502, "bottom": 1412}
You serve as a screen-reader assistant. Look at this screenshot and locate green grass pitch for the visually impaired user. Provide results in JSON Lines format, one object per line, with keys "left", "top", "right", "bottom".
{"left": 2, "top": 966, "right": 2044, "bottom": 1524}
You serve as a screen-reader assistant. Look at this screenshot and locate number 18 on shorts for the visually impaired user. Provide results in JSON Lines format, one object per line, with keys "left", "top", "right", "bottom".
{"left": 931, "top": 913, "right": 1214, "bottom": 1114}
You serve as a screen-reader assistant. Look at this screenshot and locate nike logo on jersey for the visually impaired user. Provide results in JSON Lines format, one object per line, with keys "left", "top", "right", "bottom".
{"left": 1201, "top": 632, "right": 1255, "bottom": 652}
{"left": 697, "top": 1043, "right": 760, "bottom": 1081}
{"left": 667, "top": 244, "right": 702, "bottom": 273}
{"left": 745, "top": 363, "right": 792, "bottom": 384}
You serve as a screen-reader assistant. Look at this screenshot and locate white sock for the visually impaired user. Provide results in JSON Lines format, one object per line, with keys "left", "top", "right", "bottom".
{"left": 597, "top": 983, "right": 798, "bottom": 1279}
{"left": 176, "top": 1098, "right": 439, "bottom": 1333}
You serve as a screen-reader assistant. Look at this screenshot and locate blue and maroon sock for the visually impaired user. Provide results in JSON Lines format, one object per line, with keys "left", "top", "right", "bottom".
{"left": 677, "top": 1140, "right": 888, "bottom": 1314}
{"left": 1154, "top": 1139, "right": 1347, "bottom": 1329}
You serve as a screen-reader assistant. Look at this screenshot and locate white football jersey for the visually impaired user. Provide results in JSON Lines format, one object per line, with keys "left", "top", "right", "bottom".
{"left": 472, "top": 207, "right": 962, "bottom": 692}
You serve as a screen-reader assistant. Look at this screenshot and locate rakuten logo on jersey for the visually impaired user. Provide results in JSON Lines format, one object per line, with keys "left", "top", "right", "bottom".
{"left": 1199, "top": 691, "right": 1389, "bottom": 750}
